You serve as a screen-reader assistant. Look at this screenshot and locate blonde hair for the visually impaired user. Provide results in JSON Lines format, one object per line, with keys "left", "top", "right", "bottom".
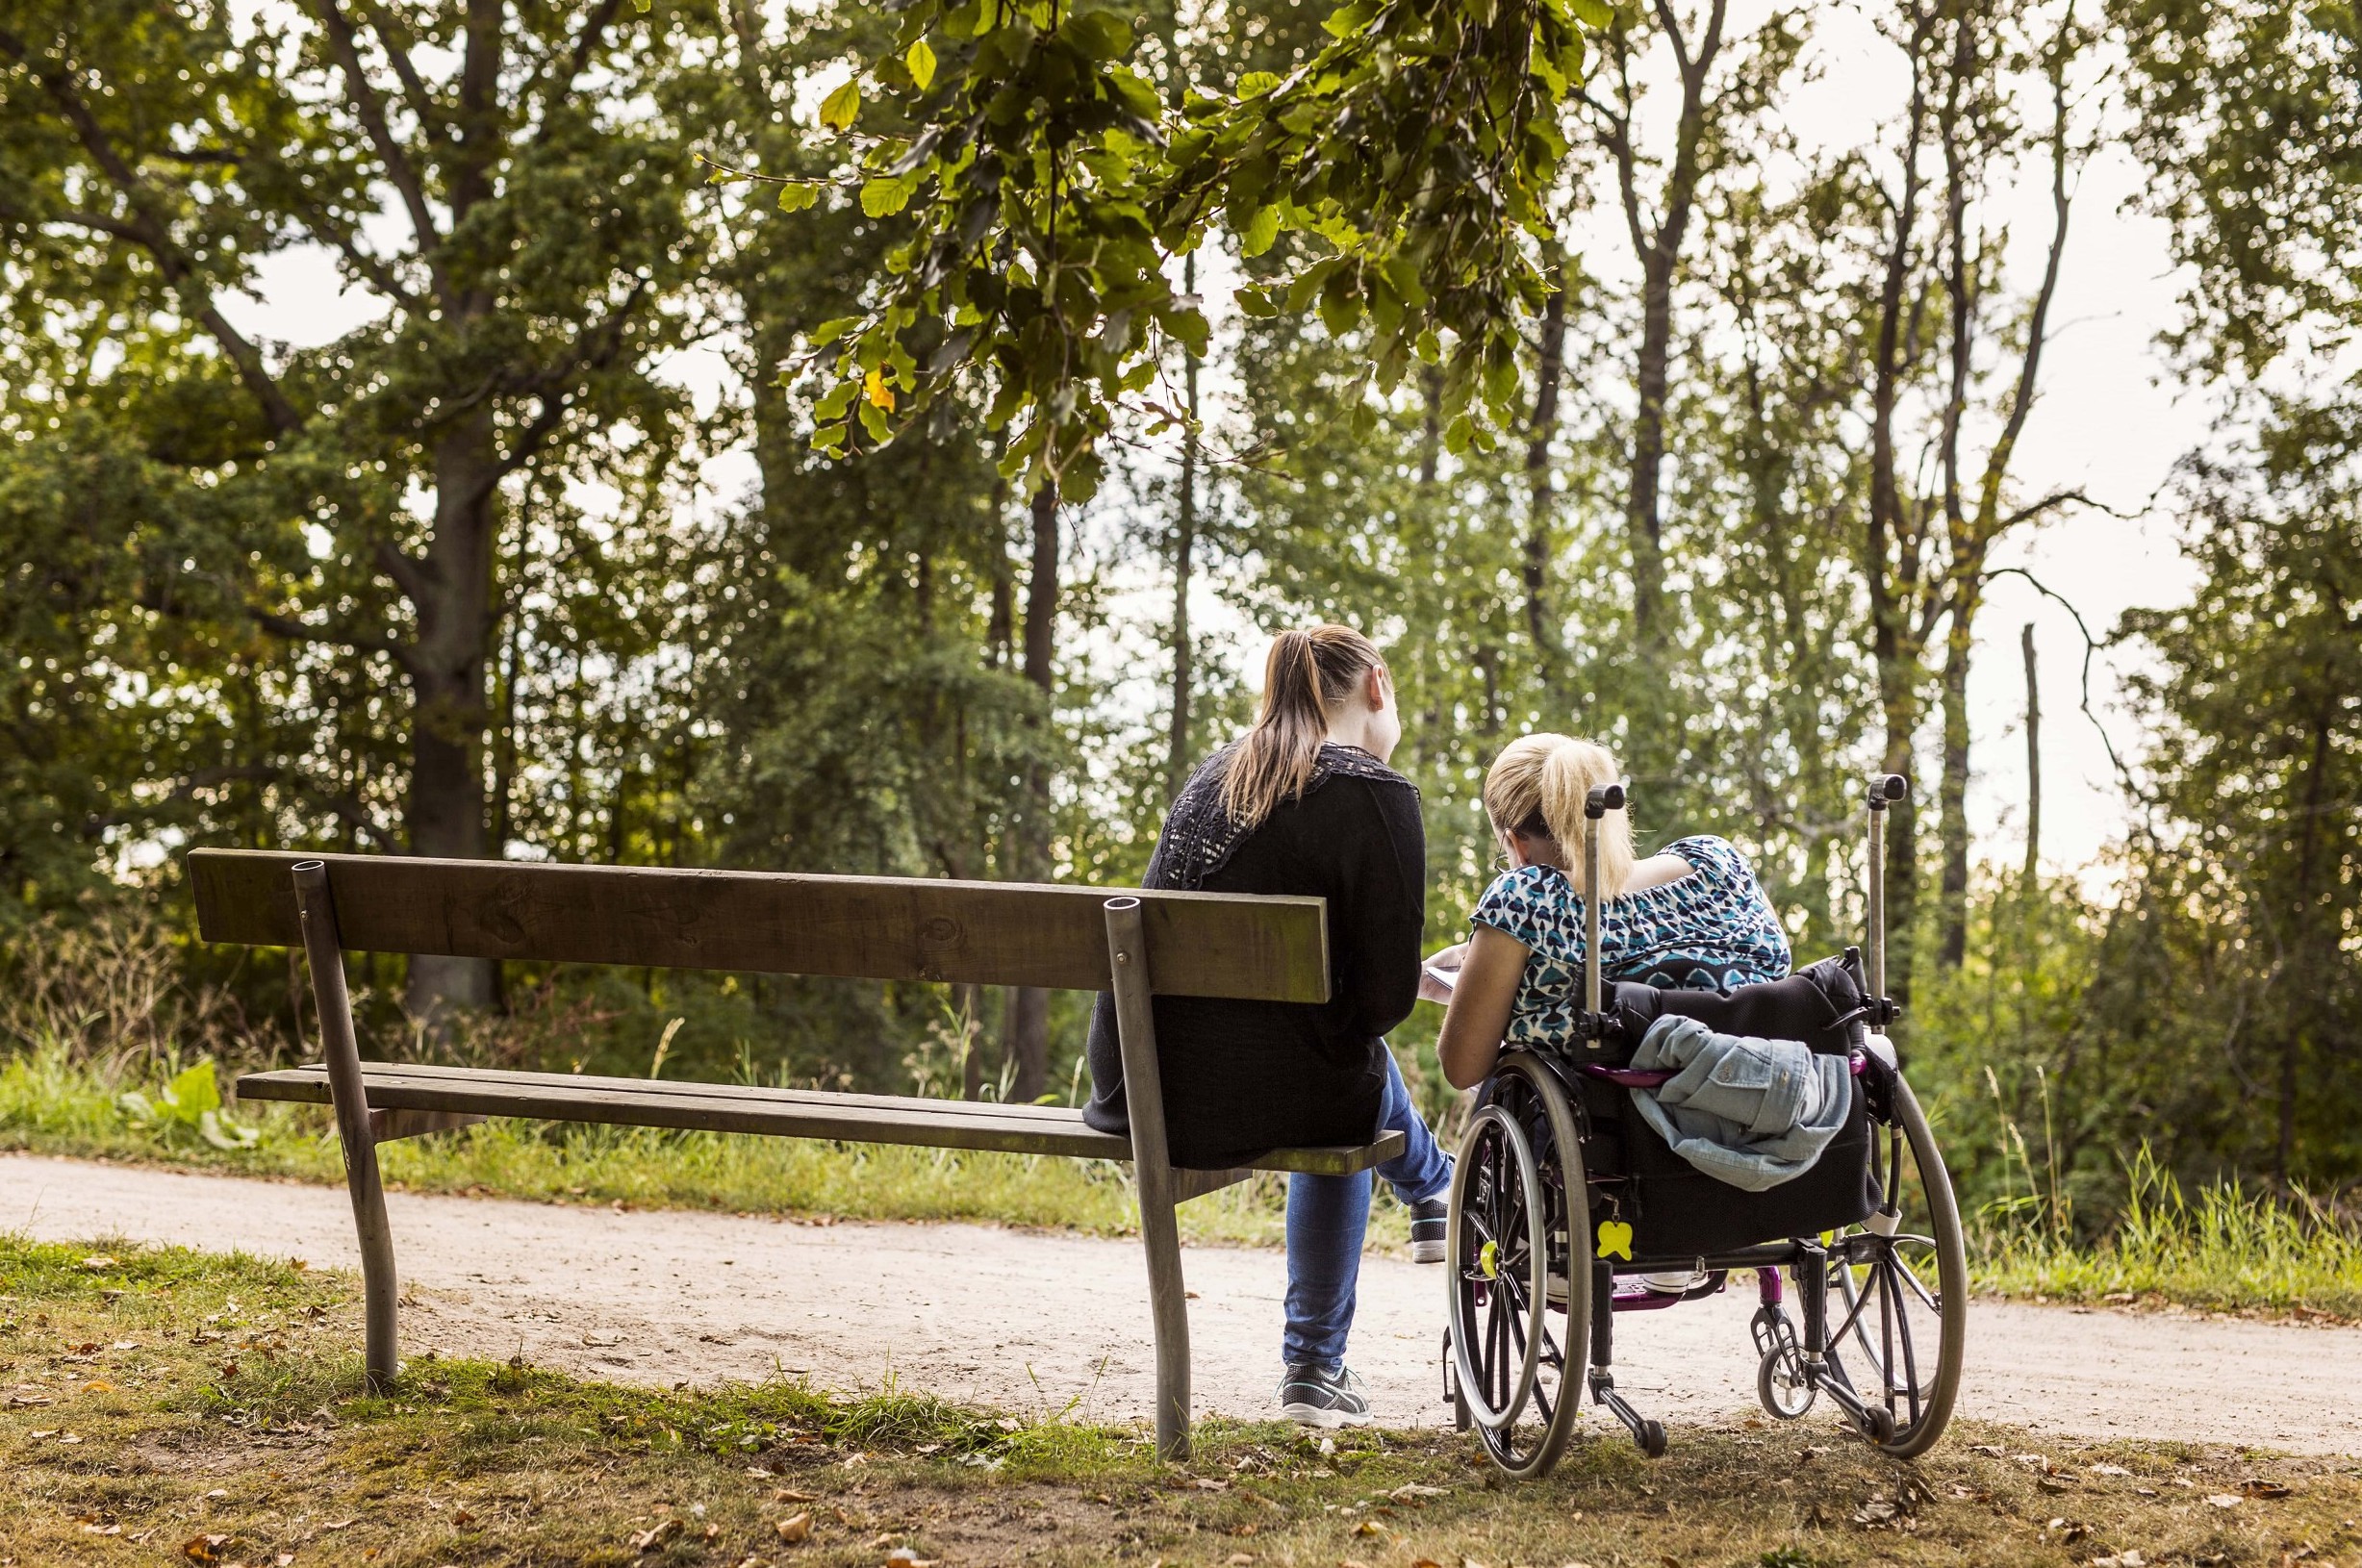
{"left": 1219, "top": 625, "right": 1386, "bottom": 828}
{"left": 1483, "top": 735, "right": 1636, "bottom": 898}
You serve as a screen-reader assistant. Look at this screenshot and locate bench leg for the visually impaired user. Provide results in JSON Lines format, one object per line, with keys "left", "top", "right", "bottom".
{"left": 292, "top": 861, "right": 399, "bottom": 1391}
{"left": 1139, "top": 1183, "right": 1191, "bottom": 1461}
{"left": 1105, "top": 897, "right": 1193, "bottom": 1462}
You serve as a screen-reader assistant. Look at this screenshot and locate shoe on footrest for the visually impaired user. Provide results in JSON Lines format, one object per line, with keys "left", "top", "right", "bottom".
{"left": 1409, "top": 1197, "right": 1449, "bottom": 1264}
{"left": 1279, "top": 1363, "right": 1372, "bottom": 1429}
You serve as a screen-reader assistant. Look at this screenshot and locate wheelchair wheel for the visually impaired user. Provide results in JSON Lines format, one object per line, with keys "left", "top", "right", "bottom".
{"left": 1446, "top": 1052, "right": 1588, "bottom": 1479}
{"left": 1826, "top": 1071, "right": 1967, "bottom": 1458}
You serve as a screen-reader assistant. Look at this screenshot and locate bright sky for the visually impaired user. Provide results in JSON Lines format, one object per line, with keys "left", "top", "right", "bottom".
{"left": 213, "top": 0, "right": 2216, "bottom": 882}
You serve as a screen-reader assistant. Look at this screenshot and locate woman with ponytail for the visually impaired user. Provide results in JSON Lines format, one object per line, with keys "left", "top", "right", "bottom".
{"left": 1083, "top": 625, "right": 1452, "bottom": 1429}
{"left": 1427, "top": 734, "right": 1792, "bottom": 1091}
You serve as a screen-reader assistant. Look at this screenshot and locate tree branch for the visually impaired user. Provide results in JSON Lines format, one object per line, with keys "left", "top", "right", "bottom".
{"left": 312, "top": 0, "right": 446, "bottom": 285}
{"left": 251, "top": 606, "right": 423, "bottom": 677}
{"left": 0, "top": 24, "right": 304, "bottom": 435}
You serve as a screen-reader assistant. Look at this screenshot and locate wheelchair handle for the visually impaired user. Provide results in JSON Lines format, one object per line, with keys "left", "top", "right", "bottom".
{"left": 1581, "top": 781, "right": 1627, "bottom": 1033}
{"left": 1864, "top": 776, "right": 1904, "bottom": 1021}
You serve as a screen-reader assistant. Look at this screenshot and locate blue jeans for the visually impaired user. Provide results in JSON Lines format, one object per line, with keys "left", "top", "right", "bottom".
{"left": 1283, "top": 1050, "right": 1454, "bottom": 1369}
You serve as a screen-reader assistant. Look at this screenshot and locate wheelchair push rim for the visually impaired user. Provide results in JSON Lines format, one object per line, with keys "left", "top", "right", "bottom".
{"left": 1446, "top": 1052, "right": 1588, "bottom": 1479}
{"left": 1821, "top": 1072, "right": 1968, "bottom": 1459}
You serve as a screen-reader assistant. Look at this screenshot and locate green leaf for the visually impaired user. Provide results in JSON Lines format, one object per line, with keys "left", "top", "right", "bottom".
{"left": 199, "top": 1108, "right": 259, "bottom": 1151}
{"left": 1237, "top": 70, "right": 1283, "bottom": 97}
{"left": 775, "top": 182, "right": 820, "bottom": 213}
{"left": 814, "top": 379, "right": 859, "bottom": 420}
{"left": 1064, "top": 9, "right": 1134, "bottom": 61}
{"left": 1242, "top": 204, "right": 1283, "bottom": 258}
{"left": 1164, "top": 307, "right": 1210, "bottom": 359}
{"left": 165, "top": 1059, "right": 222, "bottom": 1118}
{"left": 810, "top": 316, "right": 861, "bottom": 347}
{"left": 820, "top": 78, "right": 861, "bottom": 133}
{"left": 1570, "top": 0, "right": 1613, "bottom": 24}
{"left": 905, "top": 38, "right": 937, "bottom": 91}
{"left": 861, "top": 173, "right": 920, "bottom": 217}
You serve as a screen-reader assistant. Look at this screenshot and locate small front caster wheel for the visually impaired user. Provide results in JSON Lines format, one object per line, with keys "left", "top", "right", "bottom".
{"left": 1861, "top": 1404, "right": 1897, "bottom": 1444}
{"left": 1756, "top": 1342, "right": 1816, "bottom": 1420}
{"left": 1639, "top": 1419, "right": 1668, "bottom": 1457}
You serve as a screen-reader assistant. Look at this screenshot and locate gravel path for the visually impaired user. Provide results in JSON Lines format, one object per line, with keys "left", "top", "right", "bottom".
{"left": 6, "top": 1152, "right": 2356, "bottom": 1454}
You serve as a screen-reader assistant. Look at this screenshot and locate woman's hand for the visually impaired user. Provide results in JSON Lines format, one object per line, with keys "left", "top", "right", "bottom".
{"left": 1416, "top": 941, "right": 1468, "bottom": 1004}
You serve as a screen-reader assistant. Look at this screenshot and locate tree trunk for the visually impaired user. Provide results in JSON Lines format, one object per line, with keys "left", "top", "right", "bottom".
{"left": 2276, "top": 713, "right": 2334, "bottom": 1183}
{"left": 1006, "top": 479, "right": 1059, "bottom": 1103}
{"left": 1523, "top": 249, "right": 1568, "bottom": 674}
{"left": 1936, "top": 573, "right": 1979, "bottom": 971}
{"left": 2021, "top": 622, "right": 2041, "bottom": 890}
{"left": 1864, "top": 14, "right": 1936, "bottom": 1014}
{"left": 1166, "top": 253, "right": 1201, "bottom": 801}
{"left": 404, "top": 405, "right": 501, "bottom": 1021}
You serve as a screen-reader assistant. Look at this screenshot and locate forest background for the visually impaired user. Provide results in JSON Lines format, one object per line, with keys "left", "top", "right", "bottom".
{"left": 2, "top": 0, "right": 2357, "bottom": 1249}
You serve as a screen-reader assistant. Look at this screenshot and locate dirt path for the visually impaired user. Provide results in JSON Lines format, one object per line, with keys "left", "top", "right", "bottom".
{"left": 6, "top": 1152, "right": 2356, "bottom": 1454}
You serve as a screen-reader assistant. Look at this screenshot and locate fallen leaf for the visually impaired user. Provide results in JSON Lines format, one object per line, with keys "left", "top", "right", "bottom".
{"left": 2090, "top": 1463, "right": 2132, "bottom": 1476}
{"left": 1194, "top": 1479, "right": 1231, "bottom": 1492}
{"left": 2241, "top": 1480, "right": 2293, "bottom": 1499}
{"left": 1390, "top": 1483, "right": 1449, "bottom": 1502}
{"left": 83, "top": 1255, "right": 118, "bottom": 1271}
{"left": 1353, "top": 1520, "right": 1387, "bottom": 1537}
{"left": 774, "top": 1489, "right": 817, "bottom": 1504}
{"left": 2204, "top": 1494, "right": 2244, "bottom": 1508}
{"left": 775, "top": 1511, "right": 812, "bottom": 1544}
{"left": 56, "top": 1432, "right": 82, "bottom": 1445}
{"left": 1225, "top": 1556, "right": 1255, "bottom": 1567}
{"left": 322, "top": 1519, "right": 356, "bottom": 1530}
{"left": 82, "top": 1379, "right": 116, "bottom": 1394}
{"left": 702, "top": 1522, "right": 722, "bottom": 1542}
{"left": 82, "top": 1524, "right": 122, "bottom": 1537}
{"left": 452, "top": 1508, "right": 474, "bottom": 1527}
{"left": 183, "top": 1536, "right": 229, "bottom": 1564}
{"left": 630, "top": 1517, "right": 683, "bottom": 1552}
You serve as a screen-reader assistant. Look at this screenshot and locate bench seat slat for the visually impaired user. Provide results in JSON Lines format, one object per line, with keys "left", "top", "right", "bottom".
{"left": 235, "top": 1065, "right": 1406, "bottom": 1177}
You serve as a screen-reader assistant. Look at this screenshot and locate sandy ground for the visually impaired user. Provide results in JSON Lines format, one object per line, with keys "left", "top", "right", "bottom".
{"left": 5, "top": 1151, "right": 2357, "bottom": 1454}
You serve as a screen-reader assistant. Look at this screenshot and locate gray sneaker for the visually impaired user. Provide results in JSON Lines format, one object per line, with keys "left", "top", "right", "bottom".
{"left": 1409, "top": 1198, "right": 1449, "bottom": 1264}
{"left": 1278, "top": 1362, "right": 1372, "bottom": 1429}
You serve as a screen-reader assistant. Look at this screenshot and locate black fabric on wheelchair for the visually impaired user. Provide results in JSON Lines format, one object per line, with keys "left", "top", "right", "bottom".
{"left": 1546, "top": 951, "right": 1886, "bottom": 1261}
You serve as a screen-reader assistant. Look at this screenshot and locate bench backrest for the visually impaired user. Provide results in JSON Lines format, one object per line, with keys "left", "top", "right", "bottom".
{"left": 188, "top": 849, "right": 1331, "bottom": 1003}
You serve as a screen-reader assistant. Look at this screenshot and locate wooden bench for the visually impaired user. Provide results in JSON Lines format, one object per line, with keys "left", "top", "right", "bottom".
{"left": 189, "top": 849, "right": 1403, "bottom": 1459}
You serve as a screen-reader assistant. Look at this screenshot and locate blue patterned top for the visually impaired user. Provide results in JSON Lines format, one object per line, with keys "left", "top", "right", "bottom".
{"left": 1470, "top": 835, "right": 1791, "bottom": 1050}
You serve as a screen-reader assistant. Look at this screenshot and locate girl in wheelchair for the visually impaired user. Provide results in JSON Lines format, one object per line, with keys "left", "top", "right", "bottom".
{"left": 1425, "top": 732, "right": 1791, "bottom": 1091}
{"left": 1418, "top": 737, "right": 1966, "bottom": 1476}
{"left": 1423, "top": 733, "right": 1793, "bottom": 1297}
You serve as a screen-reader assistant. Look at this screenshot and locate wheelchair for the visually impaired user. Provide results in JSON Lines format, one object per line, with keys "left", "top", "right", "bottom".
{"left": 1441, "top": 775, "right": 1967, "bottom": 1479}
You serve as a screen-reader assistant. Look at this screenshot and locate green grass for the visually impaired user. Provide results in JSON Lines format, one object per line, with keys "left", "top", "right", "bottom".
{"left": 9, "top": 1234, "right": 2360, "bottom": 1568}
{"left": 1971, "top": 1150, "right": 2362, "bottom": 1321}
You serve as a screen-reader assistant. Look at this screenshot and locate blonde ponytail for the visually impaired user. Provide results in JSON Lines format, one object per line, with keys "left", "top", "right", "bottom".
{"left": 1483, "top": 734, "right": 1636, "bottom": 897}
{"left": 1219, "top": 625, "right": 1386, "bottom": 828}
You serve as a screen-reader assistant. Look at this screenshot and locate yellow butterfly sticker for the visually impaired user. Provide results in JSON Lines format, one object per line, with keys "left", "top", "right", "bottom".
{"left": 1595, "top": 1220, "right": 1634, "bottom": 1261}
